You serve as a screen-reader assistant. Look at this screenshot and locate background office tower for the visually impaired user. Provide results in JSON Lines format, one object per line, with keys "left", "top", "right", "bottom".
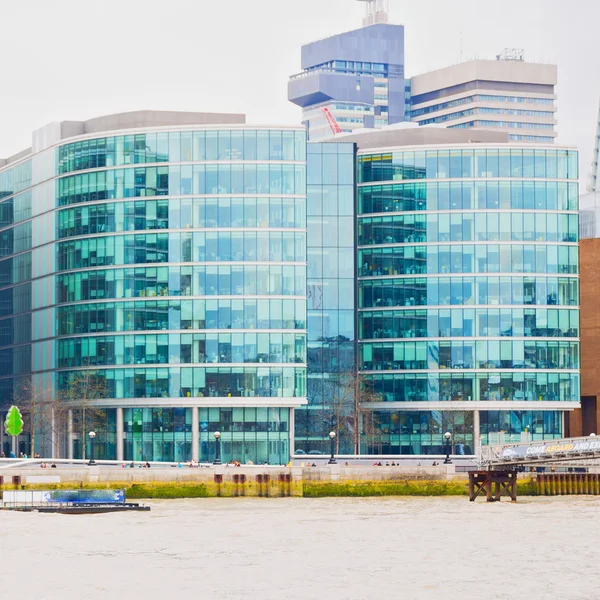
{"left": 349, "top": 126, "right": 578, "bottom": 454}
{"left": 409, "top": 50, "right": 558, "bottom": 144}
{"left": 288, "top": 0, "right": 405, "bottom": 141}
{"left": 0, "top": 111, "right": 308, "bottom": 464}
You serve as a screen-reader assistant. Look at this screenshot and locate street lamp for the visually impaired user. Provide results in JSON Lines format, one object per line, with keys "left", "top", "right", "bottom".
{"left": 88, "top": 431, "right": 96, "bottom": 466}
{"left": 443, "top": 431, "right": 452, "bottom": 464}
{"left": 213, "top": 431, "right": 222, "bottom": 465}
{"left": 328, "top": 431, "right": 337, "bottom": 465}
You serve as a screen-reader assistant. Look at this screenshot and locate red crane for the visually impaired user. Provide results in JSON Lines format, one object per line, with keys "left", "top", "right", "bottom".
{"left": 323, "top": 107, "right": 342, "bottom": 136}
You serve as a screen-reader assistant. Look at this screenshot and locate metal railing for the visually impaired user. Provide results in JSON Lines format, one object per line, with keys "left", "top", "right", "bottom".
{"left": 480, "top": 435, "right": 600, "bottom": 468}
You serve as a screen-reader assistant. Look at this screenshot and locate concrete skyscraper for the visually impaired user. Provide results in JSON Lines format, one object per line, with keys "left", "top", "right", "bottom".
{"left": 409, "top": 50, "right": 558, "bottom": 144}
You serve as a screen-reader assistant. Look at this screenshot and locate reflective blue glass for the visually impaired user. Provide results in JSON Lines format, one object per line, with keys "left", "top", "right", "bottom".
{"left": 357, "top": 145, "right": 580, "bottom": 444}
{"left": 0, "top": 125, "right": 307, "bottom": 463}
{"left": 297, "top": 142, "right": 356, "bottom": 454}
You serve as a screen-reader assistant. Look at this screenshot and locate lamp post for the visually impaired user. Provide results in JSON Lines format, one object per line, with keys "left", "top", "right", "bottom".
{"left": 213, "top": 431, "right": 222, "bottom": 465}
{"left": 328, "top": 431, "right": 337, "bottom": 465}
{"left": 443, "top": 431, "right": 452, "bottom": 464}
{"left": 88, "top": 431, "right": 96, "bottom": 466}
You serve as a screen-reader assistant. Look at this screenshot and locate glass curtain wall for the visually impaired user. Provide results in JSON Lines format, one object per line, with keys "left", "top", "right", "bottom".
{"left": 0, "top": 127, "right": 307, "bottom": 463}
{"left": 357, "top": 146, "right": 579, "bottom": 455}
{"left": 295, "top": 142, "right": 356, "bottom": 455}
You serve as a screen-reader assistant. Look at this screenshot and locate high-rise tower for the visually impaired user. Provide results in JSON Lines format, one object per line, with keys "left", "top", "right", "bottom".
{"left": 409, "top": 51, "right": 558, "bottom": 144}
{"left": 288, "top": 0, "right": 405, "bottom": 141}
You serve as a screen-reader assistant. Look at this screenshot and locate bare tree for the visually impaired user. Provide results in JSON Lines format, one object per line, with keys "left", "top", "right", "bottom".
{"left": 360, "top": 404, "right": 385, "bottom": 455}
{"left": 59, "top": 368, "right": 109, "bottom": 459}
{"left": 324, "top": 369, "right": 382, "bottom": 454}
{"left": 14, "top": 376, "right": 63, "bottom": 458}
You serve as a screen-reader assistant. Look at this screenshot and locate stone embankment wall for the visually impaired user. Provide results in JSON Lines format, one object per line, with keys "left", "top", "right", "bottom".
{"left": 0, "top": 464, "right": 460, "bottom": 484}
{"left": 0, "top": 464, "right": 467, "bottom": 498}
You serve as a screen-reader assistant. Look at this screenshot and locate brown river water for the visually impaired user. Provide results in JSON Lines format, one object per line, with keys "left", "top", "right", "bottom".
{"left": 4, "top": 496, "right": 598, "bottom": 600}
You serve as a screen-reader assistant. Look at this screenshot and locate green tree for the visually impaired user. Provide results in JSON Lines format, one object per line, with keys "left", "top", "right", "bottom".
{"left": 4, "top": 405, "right": 24, "bottom": 437}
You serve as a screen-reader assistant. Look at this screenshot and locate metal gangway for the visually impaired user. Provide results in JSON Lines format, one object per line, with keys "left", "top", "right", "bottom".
{"left": 480, "top": 435, "right": 600, "bottom": 470}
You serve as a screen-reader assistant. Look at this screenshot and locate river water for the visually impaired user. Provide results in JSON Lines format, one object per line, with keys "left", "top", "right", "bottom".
{"left": 4, "top": 496, "right": 598, "bottom": 600}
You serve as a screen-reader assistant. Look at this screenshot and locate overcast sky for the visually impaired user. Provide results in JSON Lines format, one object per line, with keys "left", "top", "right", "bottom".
{"left": 1, "top": 0, "right": 599, "bottom": 181}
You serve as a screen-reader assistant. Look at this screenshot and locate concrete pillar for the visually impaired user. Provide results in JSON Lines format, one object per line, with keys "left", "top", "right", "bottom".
{"left": 191, "top": 406, "right": 199, "bottom": 462}
{"left": 67, "top": 410, "right": 74, "bottom": 460}
{"left": 116, "top": 407, "right": 124, "bottom": 462}
{"left": 288, "top": 408, "right": 295, "bottom": 460}
{"left": 473, "top": 409, "right": 481, "bottom": 458}
{"left": 12, "top": 435, "right": 17, "bottom": 456}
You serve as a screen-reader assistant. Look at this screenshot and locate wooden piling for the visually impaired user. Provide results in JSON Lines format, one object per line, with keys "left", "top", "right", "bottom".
{"left": 469, "top": 471, "right": 517, "bottom": 502}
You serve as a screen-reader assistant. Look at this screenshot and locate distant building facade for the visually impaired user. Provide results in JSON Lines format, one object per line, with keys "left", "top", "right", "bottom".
{"left": 288, "top": 5, "right": 405, "bottom": 141}
{"left": 409, "top": 52, "right": 558, "bottom": 144}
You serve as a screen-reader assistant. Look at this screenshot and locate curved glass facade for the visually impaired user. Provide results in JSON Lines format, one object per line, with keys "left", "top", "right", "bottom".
{"left": 357, "top": 145, "right": 579, "bottom": 455}
{"left": 0, "top": 123, "right": 307, "bottom": 464}
{"left": 0, "top": 121, "right": 582, "bottom": 461}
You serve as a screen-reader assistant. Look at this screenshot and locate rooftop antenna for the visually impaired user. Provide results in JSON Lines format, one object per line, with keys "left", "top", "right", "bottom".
{"left": 357, "top": 0, "right": 389, "bottom": 26}
{"left": 495, "top": 48, "right": 525, "bottom": 62}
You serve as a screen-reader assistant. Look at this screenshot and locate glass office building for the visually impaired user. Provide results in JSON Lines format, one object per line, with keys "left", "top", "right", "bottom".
{"left": 294, "top": 142, "right": 356, "bottom": 454}
{"left": 0, "top": 112, "right": 581, "bottom": 461}
{"left": 0, "top": 112, "right": 307, "bottom": 464}
{"left": 356, "top": 142, "right": 580, "bottom": 455}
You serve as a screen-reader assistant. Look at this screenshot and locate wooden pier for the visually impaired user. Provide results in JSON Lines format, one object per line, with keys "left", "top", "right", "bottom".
{"left": 469, "top": 470, "right": 517, "bottom": 502}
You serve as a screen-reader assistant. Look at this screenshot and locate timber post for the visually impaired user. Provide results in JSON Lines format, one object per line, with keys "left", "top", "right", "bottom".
{"left": 469, "top": 470, "right": 517, "bottom": 502}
